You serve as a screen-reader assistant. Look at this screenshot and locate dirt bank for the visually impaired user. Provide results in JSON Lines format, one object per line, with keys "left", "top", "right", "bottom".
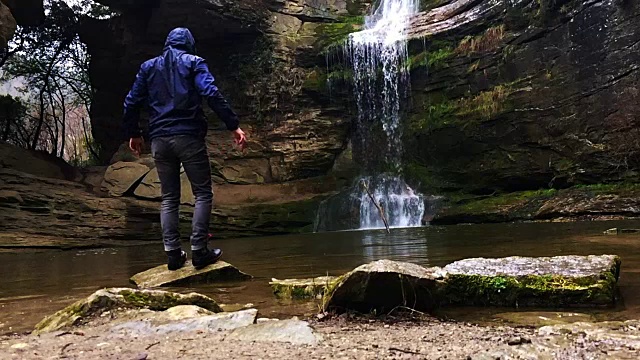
{"left": 3, "top": 314, "right": 639, "bottom": 359}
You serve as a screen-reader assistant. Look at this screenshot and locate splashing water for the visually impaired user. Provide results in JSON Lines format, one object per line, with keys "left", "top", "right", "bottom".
{"left": 348, "top": 0, "right": 425, "bottom": 229}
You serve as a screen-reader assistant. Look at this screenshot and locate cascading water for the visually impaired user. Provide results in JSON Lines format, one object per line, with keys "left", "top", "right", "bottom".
{"left": 347, "top": 0, "right": 425, "bottom": 230}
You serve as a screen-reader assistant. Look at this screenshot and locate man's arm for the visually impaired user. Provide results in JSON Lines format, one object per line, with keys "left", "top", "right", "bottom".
{"left": 193, "top": 57, "right": 239, "bottom": 131}
{"left": 123, "top": 64, "right": 148, "bottom": 140}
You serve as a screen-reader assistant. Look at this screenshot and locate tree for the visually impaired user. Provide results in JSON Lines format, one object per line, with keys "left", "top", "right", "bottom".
{"left": 0, "top": 0, "right": 113, "bottom": 164}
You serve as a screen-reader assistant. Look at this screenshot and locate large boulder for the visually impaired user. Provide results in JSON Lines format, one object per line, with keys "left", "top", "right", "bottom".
{"left": 319, "top": 256, "right": 622, "bottom": 314}
{"left": 441, "top": 255, "right": 622, "bottom": 307}
{"left": 101, "top": 162, "right": 150, "bottom": 197}
{"left": 133, "top": 167, "right": 196, "bottom": 205}
{"left": 130, "top": 261, "right": 252, "bottom": 288}
{"left": 323, "top": 259, "right": 446, "bottom": 314}
{"left": 34, "top": 288, "right": 222, "bottom": 334}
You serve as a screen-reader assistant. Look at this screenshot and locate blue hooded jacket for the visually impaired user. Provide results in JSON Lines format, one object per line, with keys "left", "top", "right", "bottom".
{"left": 123, "top": 27, "right": 239, "bottom": 140}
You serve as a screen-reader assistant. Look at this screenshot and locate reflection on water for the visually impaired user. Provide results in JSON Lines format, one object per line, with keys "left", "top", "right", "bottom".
{"left": 1, "top": 220, "right": 640, "bottom": 333}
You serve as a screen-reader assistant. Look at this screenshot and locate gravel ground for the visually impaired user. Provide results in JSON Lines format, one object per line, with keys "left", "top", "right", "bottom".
{"left": 2, "top": 314, "right": 639, "bottom": 359}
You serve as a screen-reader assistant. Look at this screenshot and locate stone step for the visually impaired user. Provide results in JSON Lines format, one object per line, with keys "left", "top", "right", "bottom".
{"left": 130, "top": 261, "right": 252, "bottom": 288}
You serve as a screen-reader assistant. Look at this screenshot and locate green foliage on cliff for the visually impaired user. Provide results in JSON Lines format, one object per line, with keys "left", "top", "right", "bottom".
{"left": 455, "top": 25, "right": 506, "bottom": 56}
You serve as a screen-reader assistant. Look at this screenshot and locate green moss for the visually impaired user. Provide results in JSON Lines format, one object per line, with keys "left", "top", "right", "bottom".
{"left": 120, "top": 290, "right": 181, "bottom": 310}
{"left": 269, "top": 277, "right": 336, "bottom": 299}
{"left": 571, "top": 183, "right": 640, "bottom": 195}
{"left": 442, "top": 271, "right": 618, "bottom": 307}
{"left": 315, "top": 16, "right": 365, "bottom": 53}
{"left": 407, "top": 47, "right": 454, "bottom": 70}
{"left": 455, "top": 25, "right": 506, "bottom": 56}
{"left": 302, "top": 69, "right": 328, "bottom": 92}
{"left": 454, "top": 188, "right": 557, "bottom": 213}
{"left": 457, "top": 85, "right": 513, "bottom": 120}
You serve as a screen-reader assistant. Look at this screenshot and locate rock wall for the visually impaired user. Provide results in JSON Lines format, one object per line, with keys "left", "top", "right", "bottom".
{"left": 402, "top": 0, "right": 640, "bottom": 194}
{"left": 82, "top": 0, "right": 370, "bottom": 184}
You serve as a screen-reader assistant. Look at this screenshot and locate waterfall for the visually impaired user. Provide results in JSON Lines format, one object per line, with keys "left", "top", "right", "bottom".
{"left": 347, "top": 0, "right": 425, "bottom": 230}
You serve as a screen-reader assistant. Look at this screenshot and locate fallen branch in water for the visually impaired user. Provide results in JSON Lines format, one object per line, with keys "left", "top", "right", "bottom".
{"left": 361, "top": 180, "right": 391, "bottom": 234}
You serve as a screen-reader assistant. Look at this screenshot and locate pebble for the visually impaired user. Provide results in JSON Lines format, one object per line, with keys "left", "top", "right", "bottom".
{"left": 507, "top": 336, "right": 532, "bottom": 346}
{"left": 10, "top": 343, "right": 29, "bottom": 350}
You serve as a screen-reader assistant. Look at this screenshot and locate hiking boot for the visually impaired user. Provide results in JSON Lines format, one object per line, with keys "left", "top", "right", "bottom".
{"left": 192, "top": 247, "right": 222, "bottom": 270}
{"left": 166, "top": 249, "right": 187, "bottom": 271}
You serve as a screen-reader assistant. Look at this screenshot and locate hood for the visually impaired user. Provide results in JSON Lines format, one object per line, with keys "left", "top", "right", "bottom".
{"left": 163, "top": 27, "right": 196, "bottom": 54}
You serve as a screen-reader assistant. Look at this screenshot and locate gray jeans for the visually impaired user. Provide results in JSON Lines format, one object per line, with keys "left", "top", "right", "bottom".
{"left": 151, "top": 135, "right": 212, "bottom": 251}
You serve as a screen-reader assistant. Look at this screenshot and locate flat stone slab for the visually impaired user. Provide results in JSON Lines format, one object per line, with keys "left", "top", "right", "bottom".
{"left": 441, "top": 255, "right": 621, "bottom": 307}
{"left": 34, "top": 288, "right": 222, "bottom": 334}
{"left": 130, "top": 261, "right": 252, "bottom": 288}
{"left": 227, "top": 318, "right": 321, "bottom": 345}
{"left": 323, "top": 259, "right": 446, "bottom": 314}
{"left": 110, "top": 309, "right": 258, "bottom": 336}
{"left": 270, "top": 276, "right": 338, "bottom": 299}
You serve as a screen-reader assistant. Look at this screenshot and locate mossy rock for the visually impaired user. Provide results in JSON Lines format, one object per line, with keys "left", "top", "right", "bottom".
{"left": 270, "top": 276, "right": 339, "bottom": 299}
{"left": 34, "top": 288, "right": 222, "bottom": 334}
{"left": 441, "top": 255, "right": 621, "bottom": 307}
{"left": 130, "top": 261, "right": 252, "bottom": 288}
{"left": 323, "top": 260, "right": 446, "bottom": 314}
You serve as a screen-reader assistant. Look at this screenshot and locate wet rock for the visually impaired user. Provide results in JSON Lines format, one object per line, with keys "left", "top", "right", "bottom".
{"left": 442, "top": 255, "right": 621, "bottom": 307}
{"left": 0, "top": 190, "right": 23, "bottom": 204}
{"left": 101, "top": 162, "right": 150, "bottom": 197}
{"left": 227, "top": 318, "right": 321, "bottom": 345}
{"left": 133, "top": 167, "right": 195, "bottom": 205}
{"left": 270, "top": 276, "right": 338, "bottom": 299}
{"left": 110, "top": 309, "right": 258, "bottom": 336}
{"left": 34, "top": 288, "right": 222, "bottom": 334}
{"left": 323, "top": 259, "right": 446, "bottom": 314}
{"left": 604, "top": 228, "right": 619, "bottom": 235}
{"left": 130, "top": 261, "right": 252, "bottom": 288}
{"left": 604, "top": 228, "right": 640, "bottom": 235}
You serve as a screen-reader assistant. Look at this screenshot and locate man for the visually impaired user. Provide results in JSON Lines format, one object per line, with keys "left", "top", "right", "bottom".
{"left": 122, "top": 27, "right": 246, "bottom": 271}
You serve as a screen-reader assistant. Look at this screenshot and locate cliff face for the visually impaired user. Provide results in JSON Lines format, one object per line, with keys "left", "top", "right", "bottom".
{"left": 403, "top": 0, "right": 640, "bottom": 194}
{"left": 82, "top": 0, "right": 369, "bottom": 184}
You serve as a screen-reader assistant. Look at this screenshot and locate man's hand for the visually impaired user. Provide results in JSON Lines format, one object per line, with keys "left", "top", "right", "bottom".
{"left": 129, "top": 137, "right": 144, "bottom": 156}
{"left": 233, "top": 128, "right": 247, "bottom": 151}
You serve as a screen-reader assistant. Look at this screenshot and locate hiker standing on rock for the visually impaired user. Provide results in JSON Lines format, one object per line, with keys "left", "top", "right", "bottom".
{"left": 122, "top": 27, "right": 247, "bottom": 271}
